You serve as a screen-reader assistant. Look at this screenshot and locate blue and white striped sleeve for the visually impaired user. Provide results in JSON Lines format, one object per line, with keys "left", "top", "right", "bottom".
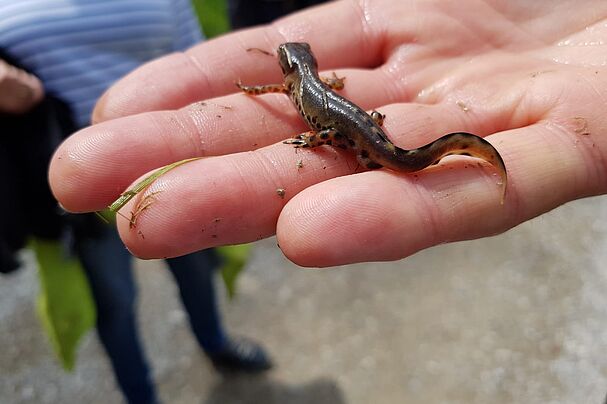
{"left": 173, "top": 0, "right": 205, "bottom": 51}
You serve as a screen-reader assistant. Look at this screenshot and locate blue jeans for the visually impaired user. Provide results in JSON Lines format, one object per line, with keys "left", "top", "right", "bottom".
{"left": 75, "top": 226, "right": 227, "bottom": 404}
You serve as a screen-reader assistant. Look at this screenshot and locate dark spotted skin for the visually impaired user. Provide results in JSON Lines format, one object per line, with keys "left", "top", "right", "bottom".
{"left": 237, "top": 42, "right": 507, "bottom": 200}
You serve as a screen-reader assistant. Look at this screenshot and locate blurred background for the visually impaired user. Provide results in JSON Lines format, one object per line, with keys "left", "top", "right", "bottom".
{"left": 4, "top": 196, "right": 607, "bottom": 403}
{"left": 2, "top": 0, "right": 607, "bottom": 403}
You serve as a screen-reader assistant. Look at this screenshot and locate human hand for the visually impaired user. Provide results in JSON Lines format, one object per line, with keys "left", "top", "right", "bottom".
{"left": 49, "top": 0, "right": 607, "bottom": 266}
{"left": 0, "top": 59, "right": 44, "bottom": 114}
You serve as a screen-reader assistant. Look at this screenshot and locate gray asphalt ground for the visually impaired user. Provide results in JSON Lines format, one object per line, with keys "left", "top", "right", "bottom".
{"left": 2, "top": 196, "right": 607, "bottom": 404}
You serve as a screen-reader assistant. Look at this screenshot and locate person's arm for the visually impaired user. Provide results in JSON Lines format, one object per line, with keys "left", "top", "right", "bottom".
{"left": 172, "top": 0, "right": 204, "bottom": 50}
{"left": 0, "top": 58, "right": 44, "bottom": 114}
{"left": 49, "top": 0, "right": 607, "bottom": 267}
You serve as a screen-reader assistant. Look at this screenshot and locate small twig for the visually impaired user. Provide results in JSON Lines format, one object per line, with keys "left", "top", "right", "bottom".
{"left": 246, "top": 47, "right": 274, "bottom": 57}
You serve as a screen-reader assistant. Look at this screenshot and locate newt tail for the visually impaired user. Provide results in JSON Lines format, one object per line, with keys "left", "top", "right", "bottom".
{"left": 385, "top": 132, "right": 507, "bottom": 202}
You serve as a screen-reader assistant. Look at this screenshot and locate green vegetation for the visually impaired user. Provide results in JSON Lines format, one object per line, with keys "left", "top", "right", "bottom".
{"left": 33, "top": 239, "right": 96, "bottom": 371}
{"left": 217, "top": 243, "right": 253, "bottom": 299}
{"left": 193, "top": 0, "right": 231, "bottom": 38}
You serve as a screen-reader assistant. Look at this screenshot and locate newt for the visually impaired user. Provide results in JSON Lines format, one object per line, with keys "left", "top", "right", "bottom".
{"left": 237, "top": 42, "right": 507, "bottom": 201}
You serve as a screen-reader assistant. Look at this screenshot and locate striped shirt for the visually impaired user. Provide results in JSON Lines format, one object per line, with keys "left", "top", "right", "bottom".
{"left": 0, "top": 0, "right": 203, "bottom": 127}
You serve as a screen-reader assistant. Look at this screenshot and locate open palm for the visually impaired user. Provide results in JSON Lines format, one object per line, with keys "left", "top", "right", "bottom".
{"left": 50, "top": 0, "right": 607, "bottom": 266}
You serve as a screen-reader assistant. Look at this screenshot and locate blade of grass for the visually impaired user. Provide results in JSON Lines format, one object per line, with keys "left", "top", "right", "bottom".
{"left": 107, "top": 157, "right": 201, "bottom": 213}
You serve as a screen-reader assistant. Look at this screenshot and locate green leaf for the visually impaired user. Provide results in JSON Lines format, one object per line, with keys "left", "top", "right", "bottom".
{"left": 217, "top": 244, "right": 252, "bottom": 299}
{"left": 32, "top": 238, "right": 96, "bottom": 371}
{"left": 192, "top": 0, "right": 231, "bottom": 38}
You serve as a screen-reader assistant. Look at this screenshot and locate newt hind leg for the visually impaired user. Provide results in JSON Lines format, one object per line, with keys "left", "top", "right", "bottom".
{"left": 284, "top": 128, "right": 351, "bottom": 149}
{"left": 370, "top": 111, "right": 385, "bottom": 126}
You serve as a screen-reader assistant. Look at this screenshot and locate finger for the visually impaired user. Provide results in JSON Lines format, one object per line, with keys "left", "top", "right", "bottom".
{"left": 114, "top": 142, "right": 359, "bottom": 259}
{"left": 93, "top": 0, "right": 384, "bottom": 122}
{"left": 52, "top": 94, "right": 296, "bottom": 212}
{"left": 52, "top": 67, "right": 392, "bottom": 212}
{"left": 276, "top": 121, "right": 605, "bottom": 267}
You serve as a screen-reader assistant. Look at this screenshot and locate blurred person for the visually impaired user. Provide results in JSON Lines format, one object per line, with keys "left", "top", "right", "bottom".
{"left": 0, "top": 1, "right": 272, "bottom": 403}
{"left": 0, "top": 51, "right": 69, "bottom": 273}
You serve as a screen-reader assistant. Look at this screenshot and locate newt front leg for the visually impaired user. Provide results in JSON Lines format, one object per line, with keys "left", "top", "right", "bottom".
{"left": 237, "top": 73, "right": 344, "bottom": 96}
{"left": 236, "top": 81, "right": 287, "bottom": 95}
{"left": 320, "top": 72, "right": 345, "bottom": 91}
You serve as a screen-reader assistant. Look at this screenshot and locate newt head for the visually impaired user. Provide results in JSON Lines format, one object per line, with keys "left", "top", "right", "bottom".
{"left": 277, "top": 42, "right": 317, "bottom": 77}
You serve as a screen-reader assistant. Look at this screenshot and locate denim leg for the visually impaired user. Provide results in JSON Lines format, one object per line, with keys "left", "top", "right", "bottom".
{"left": 75, "top": 227, "right": 156, "bottom": 404}
{"left": 166, "top": 249, "right": 227, "bottom": 354}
